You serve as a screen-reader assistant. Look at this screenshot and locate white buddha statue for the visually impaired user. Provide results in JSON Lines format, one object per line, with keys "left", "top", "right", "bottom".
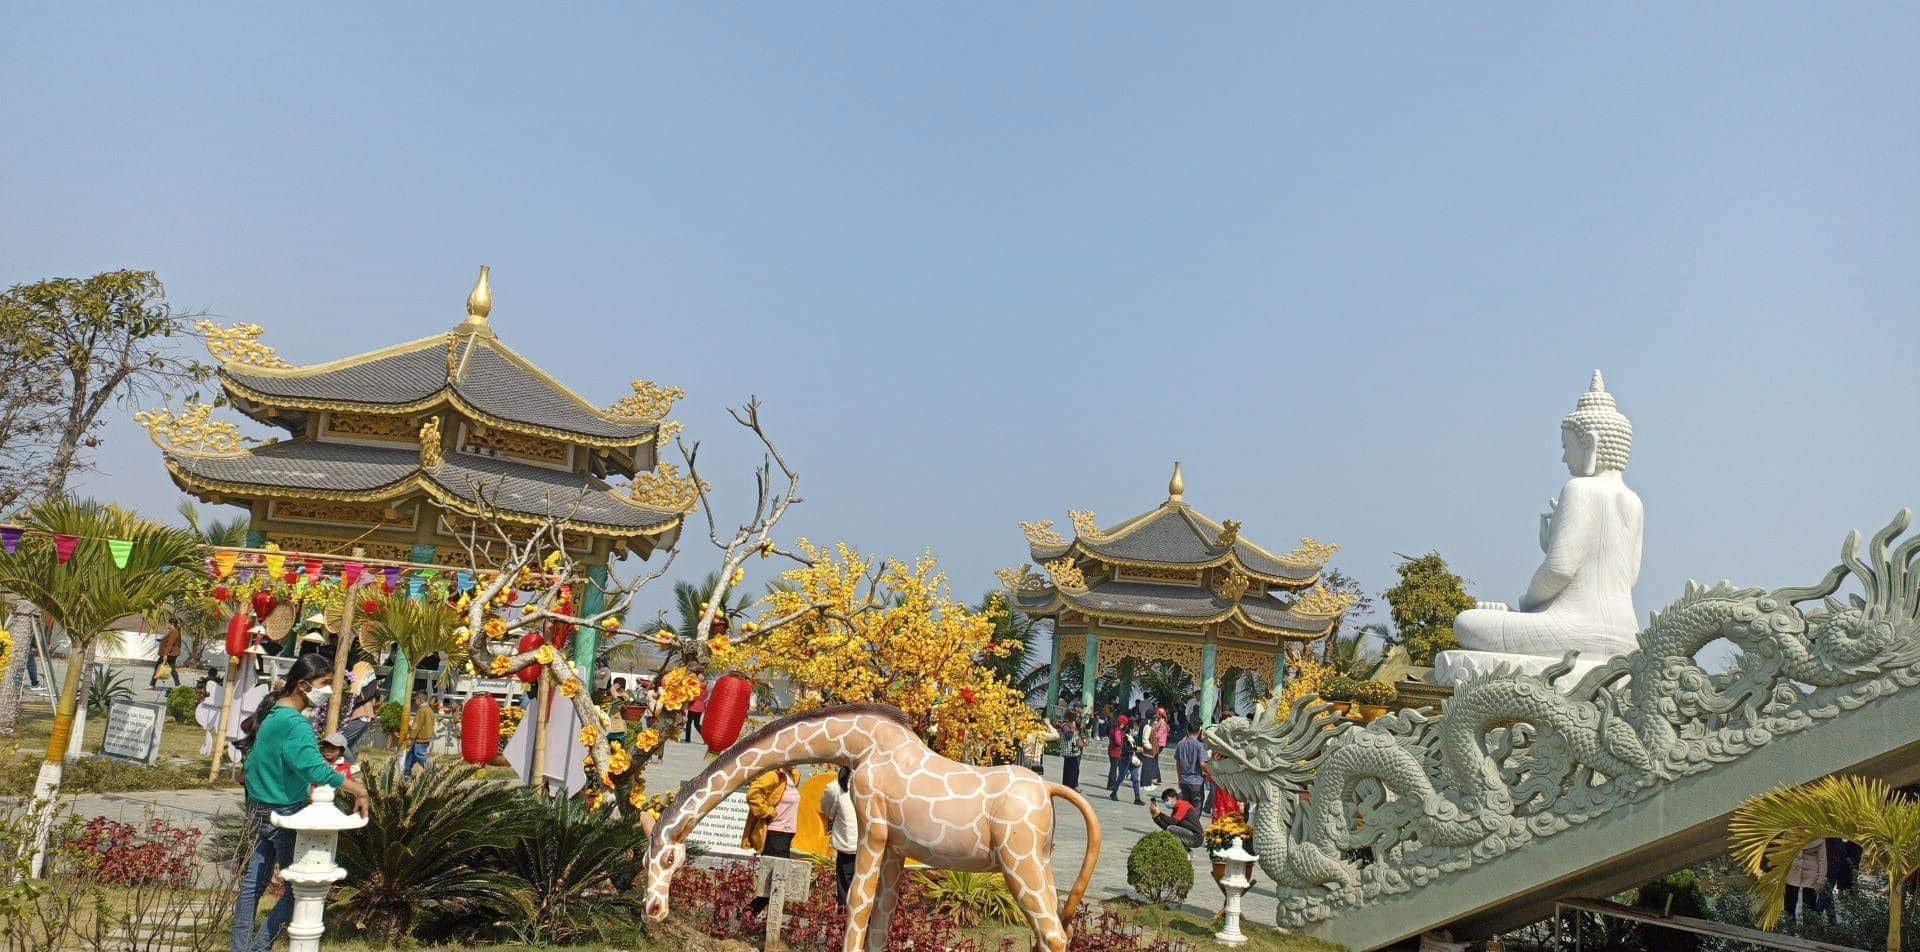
{"left": 1438, "top": 371, "right": 1643, "bottom": 683}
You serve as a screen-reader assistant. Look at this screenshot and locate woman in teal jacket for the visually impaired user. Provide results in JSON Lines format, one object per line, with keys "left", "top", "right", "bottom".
{"left": 232, "top": 653, "right": 371, "bottom": 952}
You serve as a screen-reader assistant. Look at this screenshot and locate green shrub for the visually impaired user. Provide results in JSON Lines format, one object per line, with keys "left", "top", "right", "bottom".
{"left": 165, "top": 686, "right": 198, "bottom": 724}
{"left": 1317, "top": 676, "right": 1357, "bottom": 702}
{"left": 1352, "top": 680, "right": 1397, "bottom": 705}
{"left": 1126, "top": 830, "right": 1193, "bottom": 908}
{"left": 334, "top": 765, "right": 531, "bottom": 943}
{"left": 377, "top": 700, "right": 405, "bottom": 739}
{"left": 87, "top": 669, "right": 133, "bottom": 716}
{"left": 504, "top": 791, "right": 650, "bottom": 942}
{"left": 918, "top": 869, "right": 1023, "bottom": 926}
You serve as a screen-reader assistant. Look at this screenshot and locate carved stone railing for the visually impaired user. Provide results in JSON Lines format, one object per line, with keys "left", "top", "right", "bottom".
{"left": 1205, "top": 511, "right": 1920, "bottom": 949}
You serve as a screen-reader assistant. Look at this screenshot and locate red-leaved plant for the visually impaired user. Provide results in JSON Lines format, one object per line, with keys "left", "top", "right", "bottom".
{"left": 59, "top": 815, "right": 202, "bottom": 886}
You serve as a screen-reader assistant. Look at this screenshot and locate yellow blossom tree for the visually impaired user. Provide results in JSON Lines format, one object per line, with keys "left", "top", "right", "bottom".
{"left": 714, "top": 541, "right": 1043, "bottom": 764}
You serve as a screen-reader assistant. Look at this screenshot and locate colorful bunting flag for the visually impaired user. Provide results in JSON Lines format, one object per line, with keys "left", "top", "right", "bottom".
{"left": 107, "top": 538, "right": 133, "bottom": 569}
{"left": 305, "top": 558, "right": 322, "bottom": 583}
{"left": 263, "top": 544, "right": 284, "bottom": 579}
{"left": 54, "top": 535, "right": 79, "bottom": 565}
{"left": 456, "top": 572, "right": 474, "bottom": 593}
{"left": 407, "top": 576, "right": 425, "bottom": 600}
{"left": 213, "top": 551, "right": 239, "bottom": 578}
{"left": 384, "top": 566, "right": 402, "bottom": 589}
{"left": 343, "top": 562, "right": 364, "bottom": 586}
{"left": 0, "top": 526, "right": 20, "bottom": 555}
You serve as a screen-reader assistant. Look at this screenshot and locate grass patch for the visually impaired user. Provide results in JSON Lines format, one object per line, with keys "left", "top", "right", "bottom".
{"left": 0, "top": 698, "right": 238, "bottom": 795}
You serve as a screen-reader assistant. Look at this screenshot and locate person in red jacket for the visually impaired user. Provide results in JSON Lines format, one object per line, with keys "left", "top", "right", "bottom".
{"left": 682, "top": 678, "right": 709, "bottom": 743}
{"left": 1150, "top": 787, "right": 1205, "bottom": 848}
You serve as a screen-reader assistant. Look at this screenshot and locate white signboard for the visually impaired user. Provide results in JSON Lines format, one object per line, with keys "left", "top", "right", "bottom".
{"left": 684, "top": 790, "right": 754, "bottom": 858}
{"left": 102, "top": 700, "right": 165, "bottom": 765}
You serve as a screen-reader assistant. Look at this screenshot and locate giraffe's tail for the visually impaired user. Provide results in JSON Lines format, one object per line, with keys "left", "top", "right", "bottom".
{"left": 1047, "top": 782, "right": 1101, "bottom": 925}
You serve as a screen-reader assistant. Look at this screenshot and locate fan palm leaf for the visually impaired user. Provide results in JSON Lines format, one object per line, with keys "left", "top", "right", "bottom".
{"left": 1729, "top": 774, "right": 1920, "bottom": 950}
{"left": 504, "top": 794, "right": 649, "bottom": 941}
{"left": 363, "top": 593, "right": 462, "bottom": 745}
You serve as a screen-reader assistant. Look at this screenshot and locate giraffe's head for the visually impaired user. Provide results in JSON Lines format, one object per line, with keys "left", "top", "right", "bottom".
{"left": 638, "top": 810, "right": 685, "bottom": 922}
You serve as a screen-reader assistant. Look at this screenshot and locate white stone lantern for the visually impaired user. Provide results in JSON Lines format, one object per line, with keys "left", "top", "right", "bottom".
{"left": 270, "top": 784, "right": 368, "bottom": 952}
{"left": 1212, "top": 836, "right": 1257, "bottom": 947}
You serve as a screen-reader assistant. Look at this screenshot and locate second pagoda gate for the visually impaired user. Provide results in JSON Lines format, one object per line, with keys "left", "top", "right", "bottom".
{"left": 1004, "top": 464, "right": 1353, "bottom": 723}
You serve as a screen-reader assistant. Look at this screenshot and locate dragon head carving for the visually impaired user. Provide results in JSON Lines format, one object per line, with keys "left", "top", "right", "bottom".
{"left": 1203, "top": 693, "right": 1350, "bottom": 803}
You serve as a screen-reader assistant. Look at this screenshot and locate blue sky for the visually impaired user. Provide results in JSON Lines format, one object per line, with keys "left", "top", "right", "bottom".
{"left": 4, "top": 4, "right": 1918, "bottom": 641}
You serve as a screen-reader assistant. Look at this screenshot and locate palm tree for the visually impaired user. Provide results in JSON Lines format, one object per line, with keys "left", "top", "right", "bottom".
{"left": 363, "top": 593, "right": 462, "bottom": 749}
{"left": 0, "top": 497, "right": 203, "bottom": 870}
{"left": 1730, "top": 775, "right": 1920, "bottom": 950}
{"left": 1133, "top": 660, "right": 1198, "bottom": 717}
{"left": 176, "top": 499, "right": 248, "bottom": 546}
{"left": 674, "top": 572, "right": 750, "bottom": 640}
{"left": 974, "top": 593, "right": 1053, "bottom": 707}
{"left": 1327, "top": 624, "right": 1387, "bottom": 680}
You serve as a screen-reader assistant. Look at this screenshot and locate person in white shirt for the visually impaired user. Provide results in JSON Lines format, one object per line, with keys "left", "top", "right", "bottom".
{"left": 818, "top": 767, "right": 859, "bottom": 906}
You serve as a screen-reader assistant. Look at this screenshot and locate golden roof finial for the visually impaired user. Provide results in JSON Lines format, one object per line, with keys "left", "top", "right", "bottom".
{"left": 1168, "top": 461, "right": 1185, "bottom": 503}
{"left": 463, "top": 266, "right": 493, "bottom": 329}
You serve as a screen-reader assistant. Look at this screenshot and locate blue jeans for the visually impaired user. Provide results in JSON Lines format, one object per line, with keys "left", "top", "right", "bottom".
{"left": 233, "top": 802, "right": 297, "bottom": 952}
{"left": 403, "top": 742, "right": 430, "bottom": 778}
{"left": 1110, "top": 759, "right": 1141, "bottom": 801}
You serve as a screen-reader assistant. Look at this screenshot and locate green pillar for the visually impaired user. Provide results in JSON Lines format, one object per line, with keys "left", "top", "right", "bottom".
{"left": 1200, "top": 640, "right": 1218, "bottom": 725}
{"left": 1080, "top": 634, "right": 1099, "bottom": 711}
{"left": 388, "top": 648, "right": 410, "bottom": 703}
{"left": 1044, "top": 628, "right": 1063, "bottom": 717}
{"left": 1275, "top": 653, "right": 1289, "bottom": 698}
{"left": 1117, "top": 658, "right": 1134, "bottom": 711}
{"left": 573, "top": 564, "right": 608, "bottom": 686}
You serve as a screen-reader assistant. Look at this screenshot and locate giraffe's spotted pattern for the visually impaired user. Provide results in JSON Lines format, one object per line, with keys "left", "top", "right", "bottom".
{"left": 642, "top": 707, "right": 1102, "bottom": 952}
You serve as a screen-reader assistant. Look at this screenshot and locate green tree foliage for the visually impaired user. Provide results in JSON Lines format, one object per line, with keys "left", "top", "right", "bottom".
{"left": 0, "top": 271, "right": 207, "bottom": 505}
{"left": 504, "top": 794, "right": 650, "bottom": 942}
{"left": 1382, "top": 552, "right": 1475, "bottom": 666}
{"left": 974, "top": 593, "right": 1052, "bottom": 706}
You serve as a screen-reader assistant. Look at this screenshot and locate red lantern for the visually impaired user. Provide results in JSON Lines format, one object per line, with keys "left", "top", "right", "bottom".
{"left": 225, "top": 612, "right": 252, "bottom": 658}
{"left": 701, "top": 674, "right": 752, "bottom": 753}
{"left": 515, "top": 632, "right": 546, "bottom": 684}
{"left": 461, "top": 694, "right": 501, "bottom": 765}
{"left": 250, "top": 590, "right": 278, "bottom": 621}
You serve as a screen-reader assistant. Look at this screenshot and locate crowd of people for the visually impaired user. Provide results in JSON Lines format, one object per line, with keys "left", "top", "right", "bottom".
{"left": 1034, "top": 697, "right": 1247, "bottom": 854}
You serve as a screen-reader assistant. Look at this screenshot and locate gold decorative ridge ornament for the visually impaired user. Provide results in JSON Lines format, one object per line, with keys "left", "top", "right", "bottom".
{"left": 627, "top": 461, "right": 706, "bottom": 514}
{"left": 135, "top": 404, "right": 249, "bottom": 457}
{"left": 1276, "top": 537, "right": 1340, "bottom": 569}
{"left": 1068, "top": 510, "right": 1106, "bottom": 542}
{"left": 1291, "top": 582, "right": 1357, "bottom": 619}
{"left": 609, "top": 379, "right": 685, "bottom": 422}
{"left": 1021, "top": 520, "right": 1067, "bottom": 547}
{"left": 994, "top": 566, "right": 1033, "bottom": 592}
{"left": 1042, "top": 558, "right": 1088, "bottom": 594}
{"left": 1214, "top": 565, "right": 1252, "bottom": 602}
{"left": 196, "top": 321, "right": 289, "bottom": 368}
{"left": 1216, "top": 519, "right": 1242, "bottom": 549}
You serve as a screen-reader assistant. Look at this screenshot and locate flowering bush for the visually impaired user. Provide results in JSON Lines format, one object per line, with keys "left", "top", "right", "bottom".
{"left": 670, "top": 860, "right": 980, "bottom": 951}
{"left": 1203, "top": 812, "right": 1252, "bottom": 852}
{"left": 57, "top": 815, "right": 201, "bottom": 886}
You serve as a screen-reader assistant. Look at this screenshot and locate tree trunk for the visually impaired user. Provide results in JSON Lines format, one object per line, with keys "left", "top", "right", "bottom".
{"left": 1891, "top": 869, "right": 1906, "bottom": 952}
{"left": 0, "top": 602, "right": 26, "bottom": 735}
{"left": 29, "top": 646, "right": 88, "bottom": 876}
{"left": 324, "top": 598, "right": 357, "bottom": 736}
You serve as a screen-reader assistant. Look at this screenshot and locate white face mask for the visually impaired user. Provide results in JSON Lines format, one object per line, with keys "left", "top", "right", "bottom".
{"left": 306, "top": 683, "right": 333, "bottom": 704}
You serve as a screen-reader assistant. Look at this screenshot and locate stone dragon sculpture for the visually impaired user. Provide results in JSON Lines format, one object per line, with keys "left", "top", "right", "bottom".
{"left": 1204, "top": 511, "right": 1920, "bottom": 928}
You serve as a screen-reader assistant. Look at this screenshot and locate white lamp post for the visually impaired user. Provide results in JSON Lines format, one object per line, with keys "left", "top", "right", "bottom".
{"left": 1213, "top": 837, "right": 1257, "bottom": 947}
{"left": 270, "top": 784, "right": 367, "bottom": 952}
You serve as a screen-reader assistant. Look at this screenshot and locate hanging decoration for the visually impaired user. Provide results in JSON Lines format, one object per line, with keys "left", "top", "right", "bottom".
{"left": 461, "top": 694, "right": 502, "bottom": 765}
{"left": 305, "top": 558, "right": 323, "bottom": 583}
{"left": 251, "top": 590, "right": 278, "bottom": 622}
{"left": 54, "top": 535, "right": 79, "bottom": 565}
{"left": 0, "top": 526, "right": 20, "bottom": 554}
{"left": 225, "top": 612, "right": 253, "bottom": 658}
{"left": 383, "top": 566, "right": 402, "bottom": 592}
{"left": 456, "top": 571, "right": 474, "bottom": 593}
{"left": 107, "top": 539, "right": 133, "bottom": 569}
{"left": 343, "top": 562, "right": 364, "bottom": 587}
{"left": 516, "top": 632, "right": 546, "bottom": 684}
{"left": 407, "top": 576, "right": 424, "bottom": 600}
{"left": 263, "top": 544, "right": 284, "bottom": 579}
{"left": 701, "top": 673, "right": 752, "bottom": 753}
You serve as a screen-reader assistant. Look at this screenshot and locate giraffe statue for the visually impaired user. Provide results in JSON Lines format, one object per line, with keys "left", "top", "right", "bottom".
{"left": 641, "top": 703, "right": 1101, "bottom": 952}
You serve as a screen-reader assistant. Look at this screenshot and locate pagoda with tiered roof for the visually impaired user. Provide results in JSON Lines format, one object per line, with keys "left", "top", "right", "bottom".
{"left": 1004, "top": 463, "right": 1352, "bottom": 722}
{"left": 140, "top": 267, "right": 697, "bottom": 675}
